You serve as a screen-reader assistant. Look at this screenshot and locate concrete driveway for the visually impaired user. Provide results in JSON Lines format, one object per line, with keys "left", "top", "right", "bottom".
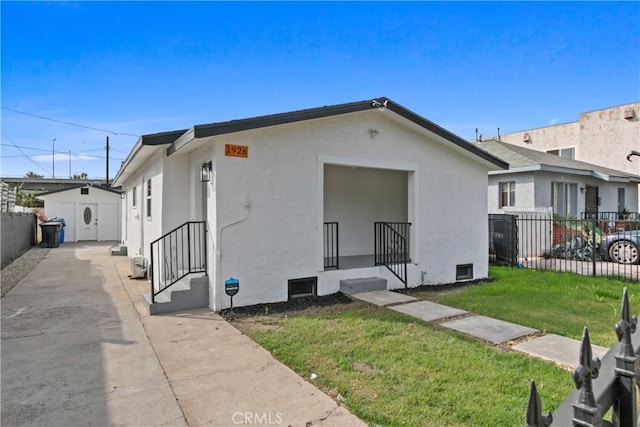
{"left": 2, "top": 242, "right": 364, "bottom": 427}
{"left": 1, "top": 242, "right": 186, "bottom": 426}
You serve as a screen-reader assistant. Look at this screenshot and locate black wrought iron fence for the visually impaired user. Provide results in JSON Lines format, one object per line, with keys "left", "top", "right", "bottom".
{"left": 490, "top": 214, "right": 639, "bottom": 281}
{"left": 526, "top": 288, "right": 639, "bottom": 426}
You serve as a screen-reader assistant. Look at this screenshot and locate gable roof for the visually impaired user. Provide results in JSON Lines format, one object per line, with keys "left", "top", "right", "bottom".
{"left": 166, "top": 97, "right": 508, "bottom": 168}
{"left": 113, "top": 97, "right": 508, "bottom": 186}
{"left": 476, "top": 139, "right": 640, "bottom": 183}
{"left": 36, "top": 184, "right": 122, "bottom": 197}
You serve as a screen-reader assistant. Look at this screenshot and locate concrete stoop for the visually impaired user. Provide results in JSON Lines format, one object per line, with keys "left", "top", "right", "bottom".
{"left": 143, "top": 275, "right": 209, "bottom": 315}
{"left": 110, "top": 244, "right": 128, "bottom": 256}
{"left": 340, "top": 276, "right": 387, "bottom": 294}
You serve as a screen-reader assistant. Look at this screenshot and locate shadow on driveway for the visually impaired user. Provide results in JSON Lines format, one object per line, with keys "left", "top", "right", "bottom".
{"left": 1, "top": 242, "right": 185, "bottom": 426}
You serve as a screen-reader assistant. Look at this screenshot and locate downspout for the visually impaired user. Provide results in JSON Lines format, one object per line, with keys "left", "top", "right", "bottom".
{"left": 215, "top": 198, "right": 251, "bottom": 310}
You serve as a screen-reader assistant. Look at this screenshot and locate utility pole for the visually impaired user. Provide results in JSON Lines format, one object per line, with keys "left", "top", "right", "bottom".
{"left": 68, "top": 151, "right": 71, "bottom": 178}
{"left": 52, "top": 138, "right": 56, "bottom": 178}
{"left": 106, "top": 136, "right": 110, "bottom": 186}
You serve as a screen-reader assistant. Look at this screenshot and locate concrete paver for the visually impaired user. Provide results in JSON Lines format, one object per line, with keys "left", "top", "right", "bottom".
{"left": 389, "top": 300, "right": 468, "bottom": 322}
{"left": 350, "top": 290, "right": 417, "bottom": 306}
{"left": 513, "top": 333, "right": 609, "bottom": 369}
{"left": 439, "top": 315, "right": 539, "bottom": 344}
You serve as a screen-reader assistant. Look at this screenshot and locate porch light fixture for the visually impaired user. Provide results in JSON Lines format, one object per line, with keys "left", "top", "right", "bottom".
{"left": 580, "top": 186, "right": 586, "bottom": 193}
{"left": 120, "top": 192, "right": 126, "bottom": 199}
{"left": 200, "top": 161, "right": 212, "bottom": 182}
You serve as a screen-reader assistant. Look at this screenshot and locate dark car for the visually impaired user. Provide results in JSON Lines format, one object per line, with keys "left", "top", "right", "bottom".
{"left": 599, "top": 230, "right": 640, "bottom": 264}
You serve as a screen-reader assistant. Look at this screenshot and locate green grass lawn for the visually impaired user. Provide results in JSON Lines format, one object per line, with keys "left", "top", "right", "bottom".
{"left": 417, "top": 267, "right": 640, "bottom": 347}
{"left": 250, "top": 306, "right": 571, "bottom": 426}
{"left": 237, "top": 267, "right": 637, "bottom": 426}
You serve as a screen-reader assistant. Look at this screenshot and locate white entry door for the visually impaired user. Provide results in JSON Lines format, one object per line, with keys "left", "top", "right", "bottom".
{"left": 79, "top": 204, "right": 98, "bottom": 241}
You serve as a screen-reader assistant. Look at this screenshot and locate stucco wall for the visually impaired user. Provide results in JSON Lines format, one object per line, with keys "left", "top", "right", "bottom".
{"left": 488, "top": 173, "right": 536, "bottom": 213}
{"left": 496, "top": 103, "right": 640, "bottom": 210}
{"left": 489, "top": 171, "right": 638, "bottom": 216}
{"left": 204, "top": 110, "right": 493, "bottom": 309}
{"left": 121, "top": 148, "right": 164, "bottom": 256}
{"left": 324, "top": 164, "right": 408, "bottom": 255}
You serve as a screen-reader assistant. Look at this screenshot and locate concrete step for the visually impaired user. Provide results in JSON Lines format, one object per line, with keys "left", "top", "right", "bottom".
{"left": 143, "top": 275, "right": 209, "bottom": 315}
{"left": 340, "top": 276, "right": 387, "bottom": 295}
{"left": 110, "top": 245, "right": 128, "bottom": 256}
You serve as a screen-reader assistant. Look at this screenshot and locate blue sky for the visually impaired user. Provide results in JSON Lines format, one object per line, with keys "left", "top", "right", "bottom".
{"left": 2, "top": 1, "right": 639, "bottom": 179}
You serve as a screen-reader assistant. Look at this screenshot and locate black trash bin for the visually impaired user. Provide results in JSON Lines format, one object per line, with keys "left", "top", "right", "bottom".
{"left": 40, "top": 222, "right": 62, "bottom": 248}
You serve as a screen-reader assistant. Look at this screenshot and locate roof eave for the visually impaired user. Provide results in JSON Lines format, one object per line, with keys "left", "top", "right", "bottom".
{"left": 163, "top": 97, "right": 509, "bottom": 170}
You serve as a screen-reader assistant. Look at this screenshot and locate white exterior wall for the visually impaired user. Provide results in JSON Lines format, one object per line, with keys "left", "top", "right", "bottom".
{"left": 121, "top": 148, "right": 165, "bottom": 257}
{"left": 324, "top": 165, "right": 407, "bottom": 256}
{"left": 204, "top": 110, "right": 492, "bottom": 309}
{"left": 488, "top": 173, "right": 536, "bottom": 213}
{"left": 39, "top": 187, "right": 121, "bottom": 242}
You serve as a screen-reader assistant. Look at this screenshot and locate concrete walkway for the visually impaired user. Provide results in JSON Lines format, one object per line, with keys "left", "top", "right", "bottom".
{"left": 350, "top": 290, "right": 608, "bottom": 369}
{"left": 2, "top": 242, "right": 364, "bottom": 427}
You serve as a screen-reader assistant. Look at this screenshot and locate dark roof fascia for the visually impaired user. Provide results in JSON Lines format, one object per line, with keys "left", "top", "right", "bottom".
{"left": 164, "top": 97, "right": 508, "bottom": 169}
{"left": 141, "top": 129, "right": 189, "bottom": 146}
{"left": 383, "top": 100, "right": 508, "bottom": 169}
{"left": 167, "top": 99, "right": 376, "bottom": 156}
{"left": 36, "top": 184, "right": 122, "bottom": 197}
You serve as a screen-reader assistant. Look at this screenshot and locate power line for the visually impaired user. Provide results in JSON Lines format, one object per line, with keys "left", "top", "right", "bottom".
{"left": 2, "top": 107, "right": 141, "bottom": 138}
{"left": 1, "top": 132, "right": 52, "bottom": 176}
{"left": 0, "top": 143, "right": 123, "bottom": 160}
{"left": 1, "top": 142, "right": 103, "bottom": 154}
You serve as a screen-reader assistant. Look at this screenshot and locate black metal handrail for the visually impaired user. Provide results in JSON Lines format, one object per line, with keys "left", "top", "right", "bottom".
{"left": 323, "top": 222, "right": 339, "bottom": 270}
{"left": 150, "top": 221, "right": 207, "bottom": 303}
{"left": 374, "top": 222, "right": 411, "bottom": 290}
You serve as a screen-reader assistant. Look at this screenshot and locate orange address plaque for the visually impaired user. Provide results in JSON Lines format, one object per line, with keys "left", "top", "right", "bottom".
{"left": 225, "top": 144, "right": 248, "bottom": 158}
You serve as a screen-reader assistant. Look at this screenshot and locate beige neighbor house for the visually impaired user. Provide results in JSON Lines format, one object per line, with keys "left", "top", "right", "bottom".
{"left": 112, "top": 97, "right": 508, "bottom": 313}
{"left": 492, "top": 102, "right": 640, "bottom": 212}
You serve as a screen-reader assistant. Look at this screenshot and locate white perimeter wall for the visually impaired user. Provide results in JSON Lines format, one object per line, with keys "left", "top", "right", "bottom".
{"left": 207, "top": 109, "right": 492, "bottom": 309}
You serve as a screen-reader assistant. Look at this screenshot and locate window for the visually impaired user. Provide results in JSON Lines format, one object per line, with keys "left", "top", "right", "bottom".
{"left": 618, "top": 188, "right": 626, "bottom": 213}
{"left": 546, "top": 147, "right": 575, "bottom": 159}
{"left": 499, "top": 182, "right": 516, "bottom": 208}
{"left": 80, "top": 187, "right": 89, "bottom": 195}
{"left": 132, "top": 186, "right": 137, "bottom": 208}
{"left": 551, "top": 182, "right": 578, "bottom": 217}
{"left": 146, "top": 179, "right": 152, "bottom": 218}
{"left": 456, "top": 264, "right": 473, "bottom": 280}
{"left": 288, "top": 277, "right": 317, "bottom": 300}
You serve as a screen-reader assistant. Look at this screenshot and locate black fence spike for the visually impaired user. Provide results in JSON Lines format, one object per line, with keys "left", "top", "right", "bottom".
{"left": 526, "top": 381, "right": 553, "bottom": 427}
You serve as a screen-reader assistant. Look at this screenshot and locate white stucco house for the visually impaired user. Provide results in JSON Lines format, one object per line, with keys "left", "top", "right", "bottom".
{"left": 112, "top": 98, "right": 507, "bottom": 312}
{"left": 477, "top": 140, "right": 640, "bottom": 218}
{"left": 36, "top": 184, "right": 122, "bottom": 242}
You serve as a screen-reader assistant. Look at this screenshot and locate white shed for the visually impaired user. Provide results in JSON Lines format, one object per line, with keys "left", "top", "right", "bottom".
{"left": 37, "top": 185, "right": 122, "bottom": 242}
